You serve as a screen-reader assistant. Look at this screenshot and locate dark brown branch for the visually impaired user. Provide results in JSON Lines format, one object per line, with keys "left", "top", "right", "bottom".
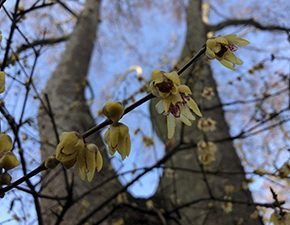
{"left": 16, "top": 36, "right": 69, "bottom": 54}
{"left": 207, "top": 18, "right": 290, "bottom": 32}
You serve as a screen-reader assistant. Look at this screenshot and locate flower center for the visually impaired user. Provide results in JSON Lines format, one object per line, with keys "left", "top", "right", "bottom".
{"left": 156, "top": 78, "right": 174, "bottom": 93}
{"left": 215, "top": 44, "right": 228, "bottom": 58}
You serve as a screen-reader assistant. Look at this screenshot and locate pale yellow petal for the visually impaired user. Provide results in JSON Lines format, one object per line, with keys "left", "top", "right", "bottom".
{"left": 117, "top": 138, "right": 127, "bottom": 159}
{"left": 86, "top": 144, "right": 96, "bottom": 182}
{"left": 206, "top": 39, "right": 218, "bottom": 49}
{"left": 0, "top": 134, "right": 13, "bottom": 153}
{"left": 58, "top": 131, "right": 84, "bottom": 154}
{"left": 155, "top": 100, "right": 164, "bottom": 114}
{"left": 109, "top": 126, "right": 120, "bottom": 149}
{"left": 215, "top": 36, "right": 228, "bottom": 45}
{"left": 57, "top": 151, "right": 78, "bottom": 163}
{"left": 162, "top": 98, "right": 171, "bottom": 113}
{"left": 96, "top": 150, "right": 103, "bottom": 172}
{"left": 0, "top": 153, "right": 20, "bottom": 170}
{"left": 224, "top": 34, "right": 250, "bottom": 46}
{"left": 165, "top": 71, "right": 180, "bottom": 85}
{"left": 206, "top": 47, "right": 216, "bottom": 59}
{"left": 76, "top": 148, "right": 86, "bottom": 181}
{"left": 178, "top": 85, "right": 192, "bottom": 95}
{"left": 125, "top": 136, "right": 131, "bottom": 157}
{"left": 219, "top": 59, "right": 235, "bottom": 70}
{"left": 167, "top": 114, "right": 176, "bottom": 139}
{"left": 180, "top": 114, "right": 192, "bottom": 126}
{"left": 187, "top": 98, "right": 202, "bottom": 117}
{"left": 181, "top": 106, "right": 195, "bottom": 121}
{"left": 224, "top": 51, "right": 243, "bottom": 65}
{"left": 151, "top": 70, "right": 163, "bottom": 82}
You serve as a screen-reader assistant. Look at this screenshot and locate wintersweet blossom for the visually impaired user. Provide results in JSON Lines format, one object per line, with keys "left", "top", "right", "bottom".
{"left": 55, "top": 131, "right": 85, "bottom": 168}
{"left": 76, "top": 143, "right": 103, "bottom": 182}
{"left": 0, "top": 133, "right": 19, "bottom": 170}
{"left": 201, "top": 87, "right": 215, "bottom": 100}
{"left": 221, "top": 197, "right": 233, "bottom": 214}
{"left": 104, "top": 123, "right": 131, "bottom": 160}
{"left": 197, "top": 117, "right": 217, "bottom": 132}
{"left": 197, "top": 140, "right": 217, "bottom": 166}
{"left": 206, "top": 34, "right": 249, "bottom": 70}
{"left": 150, "top": 70, "right": 202, "bottom": 139}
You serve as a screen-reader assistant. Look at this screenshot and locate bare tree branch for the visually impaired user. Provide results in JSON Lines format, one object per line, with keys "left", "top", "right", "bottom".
{"left": 207, "top": 18, "right": 290, "bottom": 32}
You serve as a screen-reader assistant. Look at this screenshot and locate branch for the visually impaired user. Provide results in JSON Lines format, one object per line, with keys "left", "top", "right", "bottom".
{"left": 16, "top": 36, "right": 69, "bottom": 54}
{"left": 207, "top": 18, "right": 290, "bottom": 32}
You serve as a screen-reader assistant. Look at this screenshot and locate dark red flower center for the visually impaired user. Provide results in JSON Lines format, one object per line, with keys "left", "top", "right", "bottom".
{"left": 156, "top": 77, "right": 174, "bottom": 93}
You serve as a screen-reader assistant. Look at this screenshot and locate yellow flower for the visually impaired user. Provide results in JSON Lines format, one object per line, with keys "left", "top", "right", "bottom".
{"left": 76, "top": 143, "right": 103, "bottom": 182}
{"left": 221, "top": 197, "right": 233, "bottom": 214}
{"left": 149, "top": 70, "right": 180, "bottom": 98}
{"left": 0, "top": 173, "right": 12, "bottom": 185}
{"left": 197, "top": 117, "right": 217, "bottom": 132}
{"left": 104, "top": 123, "right": 131, "bottom": 160}
{"left": 102, "top": 101, "right": 124, "bottom": 122}
{"left": 0, "top": 72, "right": 5, "bottom": 93}
{"left": 270, "top": 212, "right": 290, "bottom": 225}
{"left": 197, "top": 140, "right": 217, "bottom": 166}
{"left": 201, "top": 87, "right": 215, "bottom": 100}
{"left": 55, "top": 131, "right": 85, "bottom": 168}
{"left": 0, "top": 133, "right": 19, "bottom": 170}
{"left": 155, "top": 84, "right": 202, "bottom": 139}
{"left": 206, "top": 34, "right": 249, "bottom": 70}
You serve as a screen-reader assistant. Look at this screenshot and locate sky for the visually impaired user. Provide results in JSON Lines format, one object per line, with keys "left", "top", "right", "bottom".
{"left": 0, "top": 0, "right": 290, "bottom": 224}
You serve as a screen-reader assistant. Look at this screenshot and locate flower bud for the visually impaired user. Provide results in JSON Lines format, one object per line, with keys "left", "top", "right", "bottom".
{"left": 0, "top": 153, "right": 20, "bottom": 170}
{"left": 0, "top": 173, "right": 12, "bottom": 185}
{"left": 102, "top": 101, "right": 124, "bottom": 122}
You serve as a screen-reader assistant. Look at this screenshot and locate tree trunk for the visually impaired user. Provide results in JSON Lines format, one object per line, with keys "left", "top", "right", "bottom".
{"left": 150, "top": 0, "right": 263, "bottom": 224}
{"left": 38, "top": 1, "right": 123, "bottom": 224}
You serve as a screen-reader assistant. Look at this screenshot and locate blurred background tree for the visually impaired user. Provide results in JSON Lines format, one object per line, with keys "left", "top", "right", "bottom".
{"left": 0, "top": 0, "right": 289, "bottom": 225}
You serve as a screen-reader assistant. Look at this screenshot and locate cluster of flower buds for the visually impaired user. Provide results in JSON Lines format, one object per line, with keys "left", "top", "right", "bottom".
{"left": 0, "top": 134, "right": 20, "bottom": 186}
